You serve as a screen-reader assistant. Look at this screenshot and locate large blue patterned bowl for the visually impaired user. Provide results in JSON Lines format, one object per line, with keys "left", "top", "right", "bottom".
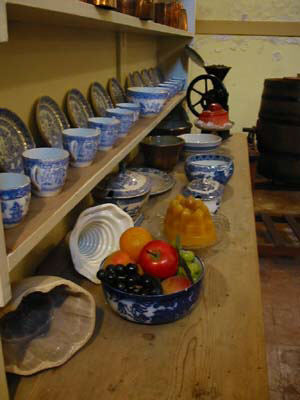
{"left": 185, "top": 154, "right": 234, "bottom": 184}
{"left": 99, "top": 257, "right": 205, "bottom": 325}
{"left": 127, "top": 87, "right": 168, "bottom": 117}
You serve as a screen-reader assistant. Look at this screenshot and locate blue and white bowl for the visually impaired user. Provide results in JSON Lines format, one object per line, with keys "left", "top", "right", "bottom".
{"left": 88, "top": 117, "right": 120, "bottom": 150}
{"left": 23, "top": 148, "right": 69, "bottom": 197}
{"left": 185, "top": 154, "right": 234, "bottom": 184}
{"left": 62, "top": 128, "right": 99, "bottom": 167}
{"left": 179, "top": 134, "right": 222, "bottom": 153}
{"left": 106, "top": 108, "right": 134, "bottom": 137}
{"left": 157, "top": 83, "right": 176, "bottom": 99}
{"left": 127, "top": 87, "right": 168, "bottom": 117}
{"left": 98, "top": 256, "right": 205, "bottom": 324}
{"left": 116, "top": 103, "right": 140, "bottom": 122}
{"left": 163, "top": 81, "right": 180, "bottom": 94}
{"left": 168, "top": 77, "right": 186, "bottom": 91}
{"left": 0, "top": 173, "right": 31, "bottom": 228}
{"left": 93, "top": 169, "right": 151, "bottom": 222}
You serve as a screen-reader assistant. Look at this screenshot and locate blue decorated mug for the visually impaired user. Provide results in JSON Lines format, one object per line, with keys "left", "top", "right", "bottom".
{"left": 88, "top": 117, "right": 120, "bottom": 151}
{"left": 62, "top": 128, "right": 99, "bottom": 167}
{"left": 0, "top": 173, "right": 31, "bottom": 229}
{"left": 23, "top": 148, "right": 69, "bottom": 197}
{"left": 105, "top": 108, "right": 134, "bottom": 137}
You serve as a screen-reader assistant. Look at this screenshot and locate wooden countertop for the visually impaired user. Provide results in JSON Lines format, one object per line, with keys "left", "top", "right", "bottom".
{"left": 9, "top": 133, "right": 269, "bottom": 400}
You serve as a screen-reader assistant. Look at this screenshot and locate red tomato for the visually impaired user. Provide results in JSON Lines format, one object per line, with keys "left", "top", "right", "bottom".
{"left": 138, "top": 240, "right": 178, "bottom": 279}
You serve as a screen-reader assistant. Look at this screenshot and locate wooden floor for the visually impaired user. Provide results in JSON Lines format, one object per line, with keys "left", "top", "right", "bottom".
{"left": 252, "top": 155, "right": 300, "bottom": 399}
{"left": 260, "top": 256, "right": 300, "bottom": 400}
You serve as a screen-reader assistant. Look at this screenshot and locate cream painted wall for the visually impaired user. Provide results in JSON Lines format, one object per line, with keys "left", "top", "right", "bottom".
{"left": 197, "top": 0, "right": 300, "bottom": 21}
{"left": 190, "top": 0, "right": 300, "bottom": 133}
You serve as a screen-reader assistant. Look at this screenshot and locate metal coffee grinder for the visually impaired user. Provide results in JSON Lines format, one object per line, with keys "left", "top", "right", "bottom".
{"left": 185, "top": 45, "right": 233, "bottom": 139}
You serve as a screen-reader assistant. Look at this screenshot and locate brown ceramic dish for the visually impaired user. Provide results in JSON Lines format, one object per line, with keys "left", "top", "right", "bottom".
{"left": 140, "top": 135, "right": 184, "bottom": 171}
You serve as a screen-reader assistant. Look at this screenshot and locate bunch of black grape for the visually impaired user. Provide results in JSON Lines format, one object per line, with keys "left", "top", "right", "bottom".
{"left": 97, "top": 264, "right": 162, "bottom": 296}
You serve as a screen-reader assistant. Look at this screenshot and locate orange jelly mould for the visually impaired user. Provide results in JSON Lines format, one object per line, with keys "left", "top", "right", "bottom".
{"left": 164, "top": 194, "right": 217, "bottom": 248}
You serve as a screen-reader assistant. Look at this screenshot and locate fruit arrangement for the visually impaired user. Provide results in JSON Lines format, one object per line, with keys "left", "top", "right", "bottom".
{"left": 96, "top": 226, "right": 204, "bottom": 296}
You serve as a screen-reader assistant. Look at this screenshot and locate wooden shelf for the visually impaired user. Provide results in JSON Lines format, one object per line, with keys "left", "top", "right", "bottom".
{"left": 0, "top": 0, "right": 194, "bottom": 43}
{"left": 5, "top": 93, "right": 185, "bottom": 272}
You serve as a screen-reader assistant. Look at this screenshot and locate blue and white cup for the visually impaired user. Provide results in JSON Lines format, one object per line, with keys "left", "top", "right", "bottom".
{"left": 62, "top": 128, "right": 99, "bottom": 167}
{"left": 88, "top": 117, "right": 120, "bottom": 151}
{"left": 23, "top": 148, "right": 69, "bottom": 197}
{"left": 0, "top": 173, "right": 31, "bottom": 229}
{"left": 116, "top": 103, "right": 140, "bottom": 122}
{"left": 169, "top": 77, "right": 186, "bottom": 91}
{"left": 106, "top": 108, "right": 134, "bottom": 137}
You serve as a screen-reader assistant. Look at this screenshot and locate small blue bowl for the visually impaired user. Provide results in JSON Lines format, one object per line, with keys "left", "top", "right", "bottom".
{"left": 0, "top": 173, "right": 31, "bottom": 228}
{"left": 99, "top": 257, "right": 205, "bottom": 325}
{"left": 185, "top": 154, "right": 234, "bottom": 184}
{"left": 127, "top": 87, "right": 168, "bottom": 117}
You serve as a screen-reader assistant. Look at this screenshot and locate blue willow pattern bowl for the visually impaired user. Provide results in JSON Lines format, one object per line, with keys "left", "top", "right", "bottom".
{"left": 100, "top": 257, "right": 205, "bottom": 325}
{"left": 127, "top": 87, "right": 168, "bottom": 117}
{"left": 185, "top": 154, "right": 234, "bottom": 184}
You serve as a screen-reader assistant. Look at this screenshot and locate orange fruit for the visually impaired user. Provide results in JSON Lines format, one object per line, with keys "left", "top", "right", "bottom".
{"left": 103, "top": 250, "right": 134, "bottom": 268}
{"left": 119, "top": 227, "right": 153, "bottom": 261}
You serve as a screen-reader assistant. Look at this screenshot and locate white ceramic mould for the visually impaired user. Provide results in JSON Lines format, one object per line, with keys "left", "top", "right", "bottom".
{"left": 69, "top": 204, "right": 134, "bottom": 284}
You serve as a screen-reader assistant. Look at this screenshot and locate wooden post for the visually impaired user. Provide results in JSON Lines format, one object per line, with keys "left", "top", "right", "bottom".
{"left": 0, "top": 215, "right": 11, "bottom": 307}
{"left": 0, "top": 1, "right": 9, "bottom": 42}
{"left": 116, "top": 32, "right": 128, "bottom": 88}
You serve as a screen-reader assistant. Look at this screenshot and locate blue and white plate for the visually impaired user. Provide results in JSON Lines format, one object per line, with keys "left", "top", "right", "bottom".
{"left": 36, "top": 96, "right": 70, "bottom": 148}
{"left": 178, "top": 133, "right": 222, "bottom": 153}
{"left": 67, "top": 88, "right": 94, "bottom": 128}
{"left": 130, "top": 167, "right": 175, "bottom": 196}
{"left": 0, "top": 108, "right": 35, "bottom": 173}
{"left": 90, "top": 82, "right": 113, "bottom": 117}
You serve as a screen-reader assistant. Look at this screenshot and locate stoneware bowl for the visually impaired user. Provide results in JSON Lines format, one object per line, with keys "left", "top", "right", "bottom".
{"left": 22, "top": 148, "right": 69, "bottom": 197}
{"left": 98, "top": 256, "right": 205, "bottom": 325}
{"left": 116, "top": 103, "right": 140, "bottom": 122}
{"left": 62, "top": 128, "right": 99, "bottom": 167}
{"left": 88, "top": 117, "right": 120, "bottom": 150}
{"left": 0, "top": 173, "right": 31, "bottom": 229}
{"left": 185, "top": 154, "right": 234, "bottom": 184}
{"left": 105, "top": 108, "right": 134, "bottom": 137}
{"left": 127, "top": 87, "right": 168, "bottom": 117}
{"left": 92, "top": 169, "right": 152, "bottom": 222}
{"left": 69, "top": 204, "right": 133, "bottom": 283}
{"left": 178, "top": 133, "right": 222, "bottom": 153}
{"left": 0, "top": 275, "right": 95, "bottom": 375}
{"left": 140, "top": 135, "right": 184, "bottom": 171}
